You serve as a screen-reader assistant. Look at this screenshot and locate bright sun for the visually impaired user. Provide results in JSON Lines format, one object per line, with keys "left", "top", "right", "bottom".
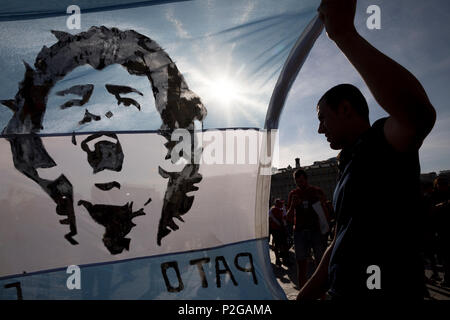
{"left": 186, "top": 64, "right": 269, "bottom": 127}
{"left": 208, "top": 76, "right": 240, "bottom": 106}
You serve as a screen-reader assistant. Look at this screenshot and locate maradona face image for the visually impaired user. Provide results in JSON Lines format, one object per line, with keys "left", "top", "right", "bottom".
{"left": 2, "top": 27, "right": 207, "bottom": 254}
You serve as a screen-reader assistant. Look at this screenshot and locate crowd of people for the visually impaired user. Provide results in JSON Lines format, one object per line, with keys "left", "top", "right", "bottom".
{"left": 269, "top": 169, "right": 335, "bottom": 289}
{"left": 421, "top": 176, "right": 450, "bottom": 289}
{"left": 269, "top": 172, "right": 450, "bottom": 296}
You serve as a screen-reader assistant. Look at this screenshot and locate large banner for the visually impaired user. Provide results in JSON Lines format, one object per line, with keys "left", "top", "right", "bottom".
{"left": 0, "top": 0, "right": 320, "bottom": 299}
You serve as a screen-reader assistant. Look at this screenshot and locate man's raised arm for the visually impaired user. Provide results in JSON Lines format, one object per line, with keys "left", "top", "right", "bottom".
{"left": 318, "top": 0, "right": 436, "bottom": 152}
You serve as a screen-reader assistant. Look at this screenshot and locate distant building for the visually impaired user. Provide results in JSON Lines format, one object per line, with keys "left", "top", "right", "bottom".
{"left": 439, "top": 170, "right": 450, "bottom": 180}
{"left": 271, "top": 158, "right": 449, "bottom": 205}
{"left": 421, "top": 170, "right": 450, "bottom": 185}
{"left": 270, "top": 157, "right": 339, "bottom": 205}
{"left": 420, "top": 172, "right": 437, "bottom": 184}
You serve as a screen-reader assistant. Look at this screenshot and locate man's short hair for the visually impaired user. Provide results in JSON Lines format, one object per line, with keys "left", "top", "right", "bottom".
{"left": 318, "top": 83, "right": 369, "bottom": 123}
{"left": 293, "top": 168, "right": 307, "bottom": 180}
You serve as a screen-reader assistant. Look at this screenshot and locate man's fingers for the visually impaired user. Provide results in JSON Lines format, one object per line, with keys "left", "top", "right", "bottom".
{"left": 319, "top": 0, "right": 355, "bottom": 13}
{"left": 317, "top": 2, "right": 326, "bottom": 14}
{"left": 317, "top": 2, "right": 334, "bottom": 21}
{"left": 318, "top": 11, "right": 325, "bottom": 22}
{"left": 320, "top": 0, "right": 355, "bottom": 5}
{"left": 318, "top": 0, "right": 337, "bottom": 11}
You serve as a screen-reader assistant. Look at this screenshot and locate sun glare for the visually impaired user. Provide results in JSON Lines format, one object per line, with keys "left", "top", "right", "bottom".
{"left": 185, "top": 61, "right": 271, "bottom": 127}
{"left": 208, "top": 76, "right": 240, "bottom": 106}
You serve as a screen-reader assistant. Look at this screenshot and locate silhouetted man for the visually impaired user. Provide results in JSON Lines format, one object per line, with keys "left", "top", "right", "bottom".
{"left": 287, "top": 169, "right": 329, "bottom": 289}
{"left": 297, "top": 0, "right": 436, "bottom": 300}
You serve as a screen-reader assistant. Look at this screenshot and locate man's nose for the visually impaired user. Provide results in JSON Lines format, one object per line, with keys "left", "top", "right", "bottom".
{"left": 318, "top": 122, "right": 325, "bottom": 134}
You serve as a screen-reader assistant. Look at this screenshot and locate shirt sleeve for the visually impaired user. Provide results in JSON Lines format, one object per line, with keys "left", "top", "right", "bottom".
{"left": 368, "top": 117, "right": 396, "bottom": 153}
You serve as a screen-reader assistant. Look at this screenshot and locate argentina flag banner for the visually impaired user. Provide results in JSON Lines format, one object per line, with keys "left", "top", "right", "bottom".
{"left": 0, "top": 0, "right": 322, "bottom": 299}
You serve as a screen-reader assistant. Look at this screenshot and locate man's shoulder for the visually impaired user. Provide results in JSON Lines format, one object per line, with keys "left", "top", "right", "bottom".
{"left": 356, "top": 117, "right": 387, "bottom": 148}
{"left": 357, "top": 117, "right": 420, "bottom": 164}
{"left": 354, "top": 117, "right": 410, "bottom": 161}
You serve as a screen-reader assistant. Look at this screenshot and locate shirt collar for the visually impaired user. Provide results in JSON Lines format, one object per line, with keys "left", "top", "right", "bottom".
{"left": 337, "top": 127, "right": 372, "bottom": 175}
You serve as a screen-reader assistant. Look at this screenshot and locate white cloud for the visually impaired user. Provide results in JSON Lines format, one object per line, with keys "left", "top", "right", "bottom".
{"left": 277, "top": 138, "right": 338, "bottom": 169}
{"left": 236, "top": 0, "right": 256, "bottom": 25}
{"left": 165, "top": 7, "right": 191, "bottom": 39}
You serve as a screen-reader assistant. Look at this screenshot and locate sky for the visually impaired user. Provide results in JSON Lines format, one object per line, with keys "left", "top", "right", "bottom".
{"left": 0, "top": 0, "right": 449, "bottom": 173}
{"left": 278, "top": 0, "right": 450, "bottom": 173}
{"left": 0, "top": 0, "right": 316, "bottom": 130}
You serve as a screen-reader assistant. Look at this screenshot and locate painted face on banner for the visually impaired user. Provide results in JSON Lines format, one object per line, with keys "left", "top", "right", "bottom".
{"left": 3, "top": 27, "right": 206, "bottom": 254}
{"left": 39, "top": 65, "right": 161, "bottom": 254}
{"left": 43, "top": 64, "right": 160, "bottom": 133}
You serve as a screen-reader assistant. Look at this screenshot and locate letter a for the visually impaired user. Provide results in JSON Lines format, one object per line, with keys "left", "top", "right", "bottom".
{"left": 366, "top": 5, "right": 381, "bottom": 30}
{"left": 66, "top": 265, "right": 81, "bottom": 290}
{"left": 366, "top": 265, "right": 381, "bottom": 290}
{"left": 178, "top": 306, "right": 184, "bottom": 315}
{"left": 66, "top": 5, "right": 81, "bottom": 30}
{"left": 171, "top": 129, "right": 191, "bottom": 164}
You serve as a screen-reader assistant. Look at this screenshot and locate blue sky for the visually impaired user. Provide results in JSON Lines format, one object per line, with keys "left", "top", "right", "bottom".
{"left": 0, "top": 0, "right": 317, "bottom": 130}
{"left": 278, "top": 0, "right": 450, "bottom": 173}
{"left": 0, "top": 0, "right": 448, "bottom": 173}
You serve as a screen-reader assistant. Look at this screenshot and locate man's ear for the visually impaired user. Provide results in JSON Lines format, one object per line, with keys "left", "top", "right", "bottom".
{"left": 337, "top": 100, "right": 352, "bottom": 118}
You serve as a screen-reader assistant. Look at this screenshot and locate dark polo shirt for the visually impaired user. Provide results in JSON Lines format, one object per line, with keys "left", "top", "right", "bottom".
{"left": 328, "top": 117, "right": 425, "bottom": 299}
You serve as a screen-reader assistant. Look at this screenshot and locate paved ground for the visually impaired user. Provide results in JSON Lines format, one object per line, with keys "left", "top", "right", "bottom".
{"left": 268, "top": 244, "right": 300, "bottom": 300}
{"left": 268, "top": 242, "right": 450, "bottom": 300}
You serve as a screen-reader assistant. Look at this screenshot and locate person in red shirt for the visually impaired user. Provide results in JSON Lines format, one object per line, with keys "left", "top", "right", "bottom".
{"left": 287, "top": 169, "right": 330, "bottom": 289}
{"left": 269, "top": 199, "right": 290, "bottom": 266}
